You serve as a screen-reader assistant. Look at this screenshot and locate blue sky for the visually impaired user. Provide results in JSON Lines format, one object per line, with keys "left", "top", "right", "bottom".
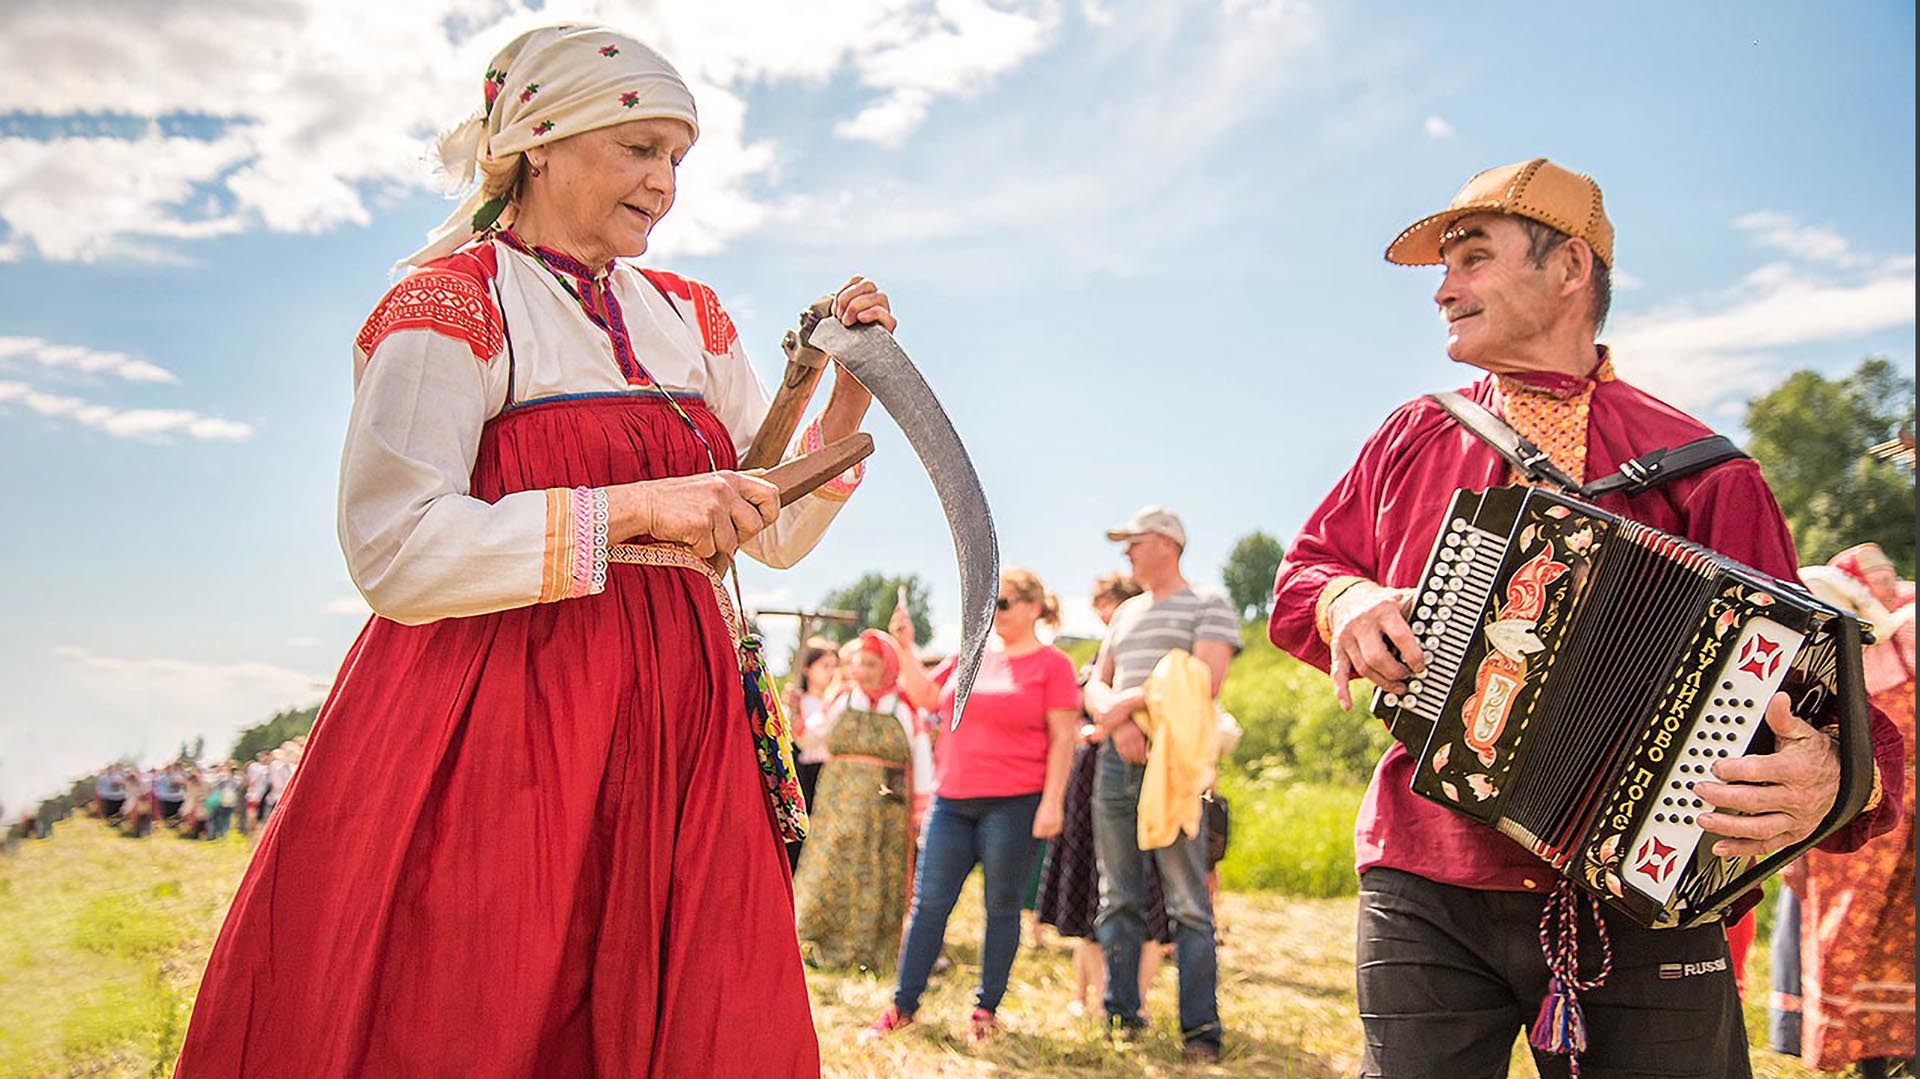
{"left": 1, "top": 1, "right": 1912, "bottom": 811}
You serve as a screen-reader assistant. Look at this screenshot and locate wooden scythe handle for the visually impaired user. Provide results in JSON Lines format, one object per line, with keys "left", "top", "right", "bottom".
{"left": 760, "top": 433, "right": 873, "bottom": 506}
{"left": 740, "top": 295, "right": 837, "bottom": 470}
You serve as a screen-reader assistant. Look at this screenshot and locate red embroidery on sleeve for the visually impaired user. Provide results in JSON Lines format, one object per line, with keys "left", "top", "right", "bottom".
{"left": 638, "top": 269, "right": 739, "bottom": 355}
{"left": 356, "top": 254, "right": 504, "bottom": 363}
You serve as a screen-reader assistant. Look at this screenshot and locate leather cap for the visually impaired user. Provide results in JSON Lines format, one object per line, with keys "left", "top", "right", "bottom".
{"left": 1385, "top": 158, "right": 1613, "bottom": 268}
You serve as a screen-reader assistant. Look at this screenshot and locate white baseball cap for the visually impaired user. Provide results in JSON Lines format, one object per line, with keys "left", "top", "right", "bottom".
{"left": 1105, "top": 505, "right": 1187, "bottom": 548}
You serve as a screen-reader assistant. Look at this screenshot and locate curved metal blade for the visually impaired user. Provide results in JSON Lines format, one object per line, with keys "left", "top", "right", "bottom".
{"left": 807, "top": 317, "right": 999, "bottom": 727}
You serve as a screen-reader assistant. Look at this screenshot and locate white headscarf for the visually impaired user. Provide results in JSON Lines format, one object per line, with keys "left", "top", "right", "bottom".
{"left": 398, "top": 23, "right": 699, "bottom": 271}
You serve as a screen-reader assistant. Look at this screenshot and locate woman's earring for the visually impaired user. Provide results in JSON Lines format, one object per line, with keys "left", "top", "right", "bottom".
{"left": 529, "top": 161, "right": 543, "bottom": 178}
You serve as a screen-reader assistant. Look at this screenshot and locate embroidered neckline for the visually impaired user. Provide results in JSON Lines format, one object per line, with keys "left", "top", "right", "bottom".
{"left": 493, "top": 228, "right": 614, "bottom": 281}
{"left": 492, "top": 229, "right": 647, "bottom": 386}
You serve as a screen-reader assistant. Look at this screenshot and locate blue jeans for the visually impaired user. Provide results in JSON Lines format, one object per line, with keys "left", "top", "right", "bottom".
{"left": 893, "top": 792, "right": 1042, "bottom": 1015}
{"left": 1091, "top": 742, "right": 1221, "bottom": 1047}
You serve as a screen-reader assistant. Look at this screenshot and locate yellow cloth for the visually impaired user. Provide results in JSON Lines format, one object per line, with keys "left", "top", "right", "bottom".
{"left": 1137, "top": 649, "right": 1220, "bottom": 851}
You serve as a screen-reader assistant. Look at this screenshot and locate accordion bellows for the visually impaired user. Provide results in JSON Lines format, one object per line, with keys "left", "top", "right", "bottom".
{"left": 1374, "top": 485, "right": 1876, "bottom": 928}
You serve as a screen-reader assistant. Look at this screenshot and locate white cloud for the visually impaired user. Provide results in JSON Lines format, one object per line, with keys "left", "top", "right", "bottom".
{"left": 1734, "top": 210, "right": 1855, "bottom": 265}
{"left": 1612, "top": 269, "right": 1644, "bottom": 291}
{"left": 0, "top": 379, "right": 253, "bottom": 440}
{"left": 790, "top": 3, "right": 1323, "bottom": 273}
{"left": 0, "top": 336, "right": 176, "bottom": 383}
{"left": 1423, "top": 114, "right": 1454, "bottom": 139}
{"left": 324, "top": 593, "right": 372, "bottom": 617}
{"left": 0, "top": 130, "right": 253, "bottom": 263}
{"left": 832, "top": 0, "right": 1059, "bottom": 145}
{"left": 1608, "top": 223, "right": 1914, "bottom": 422}
{"left": 51, "top": 646, "right": 325, "bottom": 695}
{"left": 834, "top": 90, "right": 936, "bottom": 146}
{"left": 0, "top": 647, "right": 329, "bottom": 812}
{"left": 0, "top": 0, "right": 1062, "bottom": 263}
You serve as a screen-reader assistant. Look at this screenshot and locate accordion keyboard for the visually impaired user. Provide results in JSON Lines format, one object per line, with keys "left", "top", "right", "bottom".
{"left": 1381, "top": 516, "right": 1506, "bottom": 724}
{"left": 1617, "top": 614, "right": 1804, "bottom": 905}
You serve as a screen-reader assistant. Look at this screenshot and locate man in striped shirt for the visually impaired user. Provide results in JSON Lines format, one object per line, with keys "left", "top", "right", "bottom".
{"left": 1084, "top": 505, "right": 1241, "bottom": 1062}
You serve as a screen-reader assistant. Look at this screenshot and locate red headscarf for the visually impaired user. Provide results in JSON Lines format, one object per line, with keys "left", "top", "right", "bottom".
{"left": 1830, "top": 542, "right": 1896, "bottom": 586}
{"left": 852, "top": 629, "right": 902, "bottom": 701}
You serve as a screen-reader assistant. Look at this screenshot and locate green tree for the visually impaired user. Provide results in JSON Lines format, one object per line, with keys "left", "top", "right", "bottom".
{"left": 819, "top": 573, "right": 932, "bottom": 645}
{"left": 1218, "top": 624, "right": 1391, "bottom": 784}
{"left": 1746, "top": 357, "right": 1915, "bottom": 575}
{"left": 1222, "top": 531, "right": 1287, "bottom": 622}
{"left": 229, "top": 704, "right": 321, "bottom": 763}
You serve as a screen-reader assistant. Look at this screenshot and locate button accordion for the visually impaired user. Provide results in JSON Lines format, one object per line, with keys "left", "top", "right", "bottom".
{"left": 1374, "top": 485, "right": 1876, "bottom": 928}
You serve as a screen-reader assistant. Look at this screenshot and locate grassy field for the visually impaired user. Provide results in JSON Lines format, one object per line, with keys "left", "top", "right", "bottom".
{"left": 1, "top": 818, "right": 1825, "bottom": 1079}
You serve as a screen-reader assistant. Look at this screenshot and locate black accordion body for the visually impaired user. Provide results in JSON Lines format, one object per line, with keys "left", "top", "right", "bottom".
{"left": 1373, "top": 485, "right": 1876, "bottom": 928}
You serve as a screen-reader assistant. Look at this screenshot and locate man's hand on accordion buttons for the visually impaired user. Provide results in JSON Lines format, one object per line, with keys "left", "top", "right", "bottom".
{"left": 1327, "top": 581, "right": 1425, "bottom": 710}
{"left": 1694, "top": 692, "right": 1843, "bottom": 858}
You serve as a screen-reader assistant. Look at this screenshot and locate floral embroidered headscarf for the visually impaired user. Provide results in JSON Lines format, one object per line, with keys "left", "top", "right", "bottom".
{"left": 399, "top": 23, "right": 699, "bottom": 269}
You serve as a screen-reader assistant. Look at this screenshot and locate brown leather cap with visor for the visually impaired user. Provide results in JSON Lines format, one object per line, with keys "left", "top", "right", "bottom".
{"left": 1384, "top": 157, "right": 1614, "bottom": 268}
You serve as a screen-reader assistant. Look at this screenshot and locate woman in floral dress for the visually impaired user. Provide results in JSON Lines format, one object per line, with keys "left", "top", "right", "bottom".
{"left": 794, "top": 630, "right": 926, "bottom": 971}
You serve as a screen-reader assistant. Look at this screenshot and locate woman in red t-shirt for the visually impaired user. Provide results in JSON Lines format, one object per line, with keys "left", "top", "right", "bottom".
{"left": 864, "top": 568, "right": 1080, "bottom": 1043}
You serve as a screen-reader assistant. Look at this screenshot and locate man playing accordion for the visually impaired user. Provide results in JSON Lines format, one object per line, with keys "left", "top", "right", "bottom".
{"left": 1268, "top": 158, "right": 1905, "bottom": 1079}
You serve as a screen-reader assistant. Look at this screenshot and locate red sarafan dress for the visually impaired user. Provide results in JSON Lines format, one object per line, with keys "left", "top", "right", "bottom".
{"left": 176, "top": 234, "right": 862, "bottom": 1078}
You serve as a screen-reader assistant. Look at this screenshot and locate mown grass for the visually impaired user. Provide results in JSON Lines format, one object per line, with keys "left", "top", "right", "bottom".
{"left": 2, "top": 815, "right": 1825, "bottom": 1078}
{"left": 0, "top": 819, "right": 252, "bottom": 1078}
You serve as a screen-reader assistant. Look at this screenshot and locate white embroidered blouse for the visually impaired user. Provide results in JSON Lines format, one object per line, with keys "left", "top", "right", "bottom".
{"left": 339, "top": 236, "right": 863, "bottom": 625}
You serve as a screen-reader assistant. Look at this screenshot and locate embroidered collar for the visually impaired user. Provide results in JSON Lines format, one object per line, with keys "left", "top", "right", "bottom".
{"left": 492, "top": 228, "right": 646, "bottom": 386}
{"left": 1496, "top": 347, "right": 1616, "bottom": 400}
{"left": 493, "top": 228, "right": 616, "bottom": 284}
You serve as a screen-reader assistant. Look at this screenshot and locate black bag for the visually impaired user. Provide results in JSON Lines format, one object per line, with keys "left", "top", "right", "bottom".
{"left": 1204, "top": 793, "right": 1230, "bottom": 867}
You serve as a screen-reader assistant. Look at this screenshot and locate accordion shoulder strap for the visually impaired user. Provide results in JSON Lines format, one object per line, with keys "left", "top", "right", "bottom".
{"left": 1581, "top": 435, "right": 1747, "bottom": 499}
{"left": 1426, "top": 391, "right": 1583, "bottom": 492}
{"left": 1427, "top": 391, "right": 1749, "bottom": 499}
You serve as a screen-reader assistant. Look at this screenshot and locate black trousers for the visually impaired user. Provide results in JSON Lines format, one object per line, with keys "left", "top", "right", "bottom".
{"left": 1357, "top": 867, "right": 1751, "bottom": 1079}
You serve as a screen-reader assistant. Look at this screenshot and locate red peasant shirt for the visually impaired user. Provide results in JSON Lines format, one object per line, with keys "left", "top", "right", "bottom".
{"left": 1268, "top": 356, "right": 1906, "bottom": 897}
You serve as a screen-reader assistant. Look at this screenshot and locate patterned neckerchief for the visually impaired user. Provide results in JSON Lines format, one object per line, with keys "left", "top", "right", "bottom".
{"left": 1492, "top": 348, "right": 1617, "bottom": 487}
{"left": 493, "top": 228, "right": 646, "bottom": 386}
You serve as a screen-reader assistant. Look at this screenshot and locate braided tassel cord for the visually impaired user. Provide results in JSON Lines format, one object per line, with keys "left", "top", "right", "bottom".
{"left": 738, "top": 634, "right": 808, "bottom": 843}
{"left": 1528, "top": 879, "right": 1613, "bottom": 1077}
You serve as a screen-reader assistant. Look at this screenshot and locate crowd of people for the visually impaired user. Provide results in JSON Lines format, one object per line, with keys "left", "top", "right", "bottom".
{"left": 79, "top": 742, "right": 302, "bottom": 842}
{"left": 782, "top": 506, "right": 1244, "bottom": 1061}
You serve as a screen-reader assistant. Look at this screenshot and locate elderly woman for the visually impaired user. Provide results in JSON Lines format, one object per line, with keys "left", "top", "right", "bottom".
{"left": 175, "top": 25, "right": 892, "bottom": 1078}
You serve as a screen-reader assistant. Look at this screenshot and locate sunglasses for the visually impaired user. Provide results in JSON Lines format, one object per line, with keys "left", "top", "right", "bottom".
{"left": 994, "top": 595, "right": 1020, "bottom": 611}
